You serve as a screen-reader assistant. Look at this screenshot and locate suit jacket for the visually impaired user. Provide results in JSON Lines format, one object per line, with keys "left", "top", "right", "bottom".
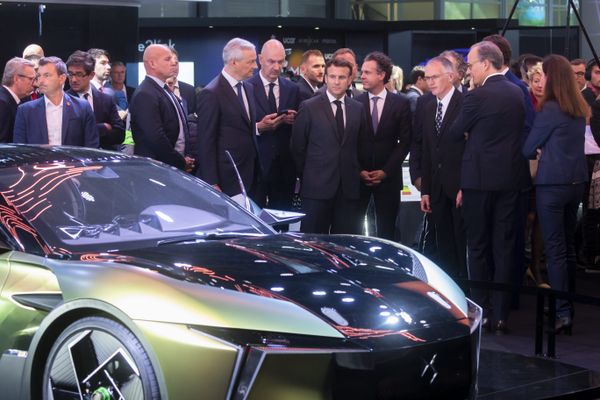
{"left": 356, "top": 90, "right": 411, "bottom": 188}
{"left": 523, "top": 101, "right": 587, "bottom": 185}
{"left": 125, "top": 86, "right": 135, "bottom": 104}
{"left": 67, "top": 86, "right": 125, "bottom": 149}
{"left": 196, "top": 73, "right": 259, "bottom": 196}
{"left": 420, "top": 89, "right": 465, "bottom": 201}
{"left": 246, "top": 73, "right": 301, "bottom": 175}
{"left": 291, "top": 92, "right": 367, "bottom": 200}
{"left": 409, "top": 92, "right": 435, "bottom": 183}
{"left": 178, "top": 80, "right": 197, "bottom": 115}
{"left": 0, "top": 86, "right": 18, "bottom": 143}
{"left": 130, "top": 76, "right": 186, "bottom": 170}
{"left": 450, "top": 74, "right": 526, "bottom": 191}
{"left": 13, "top": 93, "right": 98, "bottom": 147}
{"left": 297, "top": 77, "right": 318, "bottom": 102}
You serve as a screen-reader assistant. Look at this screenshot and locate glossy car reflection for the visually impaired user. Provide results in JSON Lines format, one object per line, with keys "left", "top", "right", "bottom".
{"left": 0, "top": 145, "right": 482, "bottom": 400}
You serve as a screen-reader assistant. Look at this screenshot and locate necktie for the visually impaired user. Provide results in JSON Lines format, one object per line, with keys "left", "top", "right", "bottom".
{"left": 371, "top": 96, "right": 379, "bottom": 134}
{"left": 83, "top": 93, "right": 93, "bottom": 111}
{"left": 236, "top": 82, "right": 249, "bottom": 118}
{"left": 435, "top": 101, "right": 443, "bottom": 135}
{"left": 334, "top": 100, "right": 344, "bottom": 143}
{"left": 164, "top": 84, "right": 189, "bottom": 152}
{"left": 267, "top": 82, "right": 277, "bottom": 114}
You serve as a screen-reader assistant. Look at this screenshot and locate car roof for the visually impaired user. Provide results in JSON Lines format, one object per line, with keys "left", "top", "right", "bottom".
{"left": 0, "top": 144, "right": 132, "bottom": 169}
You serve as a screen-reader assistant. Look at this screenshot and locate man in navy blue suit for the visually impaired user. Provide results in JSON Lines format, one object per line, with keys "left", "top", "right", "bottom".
{"left": 246, "top": 39, "right": 301, "bottom": 209}
{"left": 13, "top": 57, "right": 98, "bottom": 148}
{"left": 451, "top": 41, "right": 526, "bottom": 334}
{"left": 66, "top": 51, "right": 124, "bottom": 150}
{"left": 196, "top": 37, "right": 261, "bottom": 197}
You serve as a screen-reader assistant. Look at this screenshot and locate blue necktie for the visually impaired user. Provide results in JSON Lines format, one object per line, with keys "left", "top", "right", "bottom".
{"left": 435, "top": 101, "right": 443, "bottom": 135}
{"left": 371, "top": 96, "right": 380, "bottom": 134}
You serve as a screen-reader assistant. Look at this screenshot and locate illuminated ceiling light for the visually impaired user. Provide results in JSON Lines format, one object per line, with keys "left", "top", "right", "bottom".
{"left": 277, "top": 25, "right": 283, "bottom": 28}
{"left": 314, "top": 26, "right": 320, "bottom": 30}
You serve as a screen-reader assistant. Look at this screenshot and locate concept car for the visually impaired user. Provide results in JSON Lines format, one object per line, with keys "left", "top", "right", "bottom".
{"left": 0, "top": 145, "right": 481, "bottom": 400}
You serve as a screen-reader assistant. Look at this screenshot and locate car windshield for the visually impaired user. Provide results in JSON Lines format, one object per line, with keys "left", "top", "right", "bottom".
{"left": 0, "top": 159, "right": 272, "bottom": 252}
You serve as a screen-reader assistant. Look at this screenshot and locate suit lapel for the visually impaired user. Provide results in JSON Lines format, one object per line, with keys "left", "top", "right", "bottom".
{"left": 278, "top": 77, "right": 289, "bottom": 111}
{"left": 37, "top": 99, "right": 49, "bottom": 144}
{"left": 252, "top": 75, "right": 270, "bottom": 115}
{"left": 376, "top": 92, "right": 393, "bottom": 135}
{"left": 219, "top": 74, "right": 251, "bottom": 127}
{"left": 318, "top": 94, "right": 339, "bottom": 143}
{"left": 61, "top": 93, "right": 73, "bottom": 143}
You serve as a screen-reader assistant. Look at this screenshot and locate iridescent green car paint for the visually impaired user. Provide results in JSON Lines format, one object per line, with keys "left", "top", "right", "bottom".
{"left": 0, "top": 145, "right": 481, "bottom": 400}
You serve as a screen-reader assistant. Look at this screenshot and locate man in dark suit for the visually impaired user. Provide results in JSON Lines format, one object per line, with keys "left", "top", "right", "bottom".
{"left": 13, "top": 57, "right": 98, "bottom": 148}
{"left": 66, "top": 51, "right": 125, "bottom": 150}
{"left": 291, "top": 58, "right": 367, "bottom": 234}
{"left": 451, "top": 41, "right": 526, "bottom": 333}
{"left": 196, "top": 37, "right": 260, "bottom": 197}
{"left": 405, "top": 68, "right": 428, "bottom": 113}
{"left": 419, "top": 56, "right": 466, "bottom": 279}
{"left": 483, "top": 34, "right": 535, "bottom": 309}
{"left": 246, "top": 39, "right": 301, "bottom": 210}
{"left": 296, "top": 49, "right": 325, "bottom": 102}
{"left": 0, "top": 57, "right": 36, "bottom": 142}
{"left": 130, "top": 44, "right": 193, "bottom": 171}
{"left": 356, "top": 51, "right": 411, "bottom": 240}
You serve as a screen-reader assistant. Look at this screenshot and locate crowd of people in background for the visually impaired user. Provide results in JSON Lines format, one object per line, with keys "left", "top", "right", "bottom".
{"left": 1, "top": 35, "right": 600, "bottom": 337}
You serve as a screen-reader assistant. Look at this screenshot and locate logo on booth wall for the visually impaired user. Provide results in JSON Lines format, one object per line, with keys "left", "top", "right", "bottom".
{"left": 138, "top": 39, "right": 176, "bottom": 53}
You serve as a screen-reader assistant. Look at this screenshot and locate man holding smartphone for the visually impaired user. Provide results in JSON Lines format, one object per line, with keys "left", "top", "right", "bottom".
{"left": 247, "top": 39, "right": 301, "bottom": 210}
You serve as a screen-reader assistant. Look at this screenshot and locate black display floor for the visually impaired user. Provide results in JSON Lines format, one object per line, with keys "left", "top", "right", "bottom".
{"left": 477, "top": 349, "right": 600, "bottom": 399}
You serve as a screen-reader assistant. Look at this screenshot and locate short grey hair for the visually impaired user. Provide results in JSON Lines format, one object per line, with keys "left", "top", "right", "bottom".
{"left": 222, "top": 38, "right": 255, "bottom": 65}
{"left": 426, "top": 56, "right": 455, "bottom": 74}
{"left": 39, "top": 56, "right": 67, "bottom": 76}
{"left": 2, "top": 57, "right": 35, "bottom": 86}
{"left": 471, "top": 41, "right": 504, "bottom": 70}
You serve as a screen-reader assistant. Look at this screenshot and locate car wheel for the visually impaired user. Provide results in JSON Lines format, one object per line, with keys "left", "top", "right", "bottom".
{"left": 42, "top": 316, "right": 160, "bottom": 400}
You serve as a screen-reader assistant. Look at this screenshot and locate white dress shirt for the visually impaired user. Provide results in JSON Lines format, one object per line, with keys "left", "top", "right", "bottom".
{"left": 436, "top": 86, "right": 456, "bottom": 122}
{"left": 45, "top": 95, "right": 64, "bottom": 145}
{"left": 79, "top": 88, "right": 94, "bottom": 111}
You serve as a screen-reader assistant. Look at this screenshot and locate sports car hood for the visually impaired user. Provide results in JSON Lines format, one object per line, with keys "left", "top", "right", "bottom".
{"left": 79, "top": 234, "right": 469, "bottom": 338}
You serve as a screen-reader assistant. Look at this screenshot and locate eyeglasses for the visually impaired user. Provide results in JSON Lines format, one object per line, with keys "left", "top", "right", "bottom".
{"left": 67, "top": 71, "right": 90, "bottom": 79}
{"left": 17, "top": 74, "right": 37, "bottom": 82}
{"left": 574, "top": 71, "right": 585, "bottom": 77}
{"left": 424, "top": 74, "right": 447, "bottom": 82}
{"left": 466, "top": 60, "right": 483, "bottom": 70}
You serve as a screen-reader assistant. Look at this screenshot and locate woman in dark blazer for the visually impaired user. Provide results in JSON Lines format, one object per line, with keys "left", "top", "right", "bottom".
{"left": 523, "top": 54, "right": 589, "bottom": 334}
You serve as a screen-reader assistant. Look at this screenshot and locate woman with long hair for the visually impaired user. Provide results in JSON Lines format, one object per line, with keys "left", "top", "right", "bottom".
{"left": 522, "top": 54, "right": 589, "bottom": 334}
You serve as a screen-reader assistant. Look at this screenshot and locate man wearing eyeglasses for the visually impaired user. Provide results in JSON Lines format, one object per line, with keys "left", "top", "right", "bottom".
{"left": 0, "top": 57, "right": 36, "bottom": 142}
{"left": 65, "top": 50, "right": 124, "bottom": 150}
{"left": 13, "top": 56, "right": 98, "bottom": 148}
{"left": 570, "top": 59, "right": 587, "bottom": 92}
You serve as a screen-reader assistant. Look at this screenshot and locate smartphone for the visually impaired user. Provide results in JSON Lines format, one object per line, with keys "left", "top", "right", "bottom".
{"left": 277, "top": 109, "right": 289, "bottom": 116}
